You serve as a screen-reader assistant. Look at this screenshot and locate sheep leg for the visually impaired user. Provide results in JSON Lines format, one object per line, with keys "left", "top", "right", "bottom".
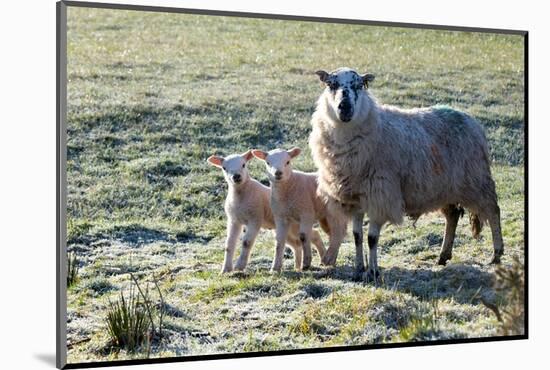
{"left": 366, "top": 221, "right": 381, "bottom": 283}
{"left": 487, "top": 204, "right": 504, "bottom": 264}
{"left": 352, "top": 212, "right": 366, "bottom": 281}
{"left": 437, "top": 205, "right": 461, "bottom": 265}
{"left": 323, "top": 217, "right": 347, "bottom": 266}
{"left": 234, "top": 222, "right": 260, "bottom": 271}
{"left": 272, "top": 219, "right": 289, "bottom": 273}
{"left": 287, "top": 237, "right": 303, "bottom": 271}
{"left": 299, "top": 218, "right": 315, "bottom": 270}
{"left": 311, "top": 229, "right": 326, "bottom": 261}
{"left": 222, "top": 219, "right": 241, "bottom": 273}
{"left": 322, "top": 246, "right": 338, "bottom": 266}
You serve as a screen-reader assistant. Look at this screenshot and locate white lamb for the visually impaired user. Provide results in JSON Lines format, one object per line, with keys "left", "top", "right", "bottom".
{"left": 252, "top": 148, "right": 348, "bottom": 272}
{"left": 207, "top": 150, "right": 326, "bottom": 273}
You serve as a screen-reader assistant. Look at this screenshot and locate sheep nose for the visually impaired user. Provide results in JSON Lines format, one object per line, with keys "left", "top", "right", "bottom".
{"left": 338, "top": 100, "right": 351, "bottom": 111}
{"left": 275, "top": 170, "right": 282, "bottom": 178}
{"left": 233, "top": 174, "right": 242, "bottom": 182}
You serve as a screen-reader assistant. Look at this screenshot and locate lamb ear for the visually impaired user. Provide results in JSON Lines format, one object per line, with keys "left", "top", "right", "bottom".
{"left": 362, "top": 73, "right": 375, "bottom": 88}
{"left": 207, "top": 155, "right": 224, "bottom": 168}
{"left": 242, "top": 150, "right": 254, "bottom": 162}
{"left": 315, "top": 70, "right": 329, "bottom": 83}
{"left": 251, "top": 149, "right": 268, "bottom": 161}
{"left": 288, "top": 147, "right": 301, "bottom": 158}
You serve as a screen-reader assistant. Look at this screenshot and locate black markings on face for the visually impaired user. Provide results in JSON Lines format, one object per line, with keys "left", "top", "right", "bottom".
{"left": 349, "top": 74, "right": 364, "bottom": 102}
{"left": 328, "top": 71, "right": 364, "bottom": 102}
{"left": 327, "top": 79, "right": 340, "bottom": 92}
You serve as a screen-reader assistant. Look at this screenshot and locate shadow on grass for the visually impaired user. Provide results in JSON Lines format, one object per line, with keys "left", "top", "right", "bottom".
{"left": 68, "top": 101, "right": 523, "bottom": 166}
{"left": 68, "top": 224, "right": 213, "bottom": 247}
{"left": 382, "top": 263, "right": 494, "bottom": 304}
{"left": 67, "top": 102, "right": 309, "bottom": 156}
{"left": 309, "top": 262, "right": 494, "bottom": 305}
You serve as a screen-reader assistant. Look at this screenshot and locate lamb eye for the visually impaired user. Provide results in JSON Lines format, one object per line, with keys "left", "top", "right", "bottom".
{"left": 222, "top": 167, "right": 226, "bottom": 171}
{"left": 286, "top": 161, "right": 290, "bottom": 165}
{"left": 242, "top": 163, "right": 245, "bottom": 168}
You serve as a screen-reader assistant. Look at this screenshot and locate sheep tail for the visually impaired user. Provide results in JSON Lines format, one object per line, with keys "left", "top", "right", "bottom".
{"left": 469, "top": 212, "right": 483, "bottom": 240}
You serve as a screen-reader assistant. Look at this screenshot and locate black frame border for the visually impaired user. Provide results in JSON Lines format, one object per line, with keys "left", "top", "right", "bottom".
{"left": 56, "top": 1, "right": 529, "bottom": 369}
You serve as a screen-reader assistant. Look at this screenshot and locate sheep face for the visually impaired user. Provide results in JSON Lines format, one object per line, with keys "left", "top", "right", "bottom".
{"left": 207, "top": 150, "right": 254, "bottom": 186}
{"left": 316, "top": 67, "right": 375, "bottom": 123}
{"left": 252, "top": 148, "right": 301, "bottom": 183}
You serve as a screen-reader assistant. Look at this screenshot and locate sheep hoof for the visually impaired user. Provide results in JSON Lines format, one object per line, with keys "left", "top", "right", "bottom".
{"left": 489, "top": 254, "right": 502, "bottom": 265}
{"left": 365, "top": 269, "right": 380, "bottom": 283}
{"left": 234, "top": 259, "right": 247, "bottom": 271}
{"left": 437, "top": 256, "right": 450, "bottom": 266}
{"left": 321, "top": 255, "right": 336, "bottom": 267}
{"left": 352, "top": 267, "right": 366, "bottom": 282}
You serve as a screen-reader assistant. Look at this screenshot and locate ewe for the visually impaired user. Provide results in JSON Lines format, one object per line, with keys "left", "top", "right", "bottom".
{"left": 309, "top": 67, "right": 503, "bottom": 281}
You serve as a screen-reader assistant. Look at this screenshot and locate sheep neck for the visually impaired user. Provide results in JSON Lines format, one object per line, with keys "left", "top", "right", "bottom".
{"left": 227, "top": 177, "right": 252, "bottom": 199}
{"left": 312, "top": 98, "right": 382, "bottom": 206}
{"left": 270, "top": 171, "right": 296, "bottom": 202}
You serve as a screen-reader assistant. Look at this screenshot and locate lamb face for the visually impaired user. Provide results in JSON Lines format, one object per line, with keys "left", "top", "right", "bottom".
{"left": 315, "top": 67, "right": 375, "bottom": 123}
{"left": 207, "top": 150, "right": 254, "bottom": 187}
{"left": 252, "top": 148, "right": 301, "bottom": 183}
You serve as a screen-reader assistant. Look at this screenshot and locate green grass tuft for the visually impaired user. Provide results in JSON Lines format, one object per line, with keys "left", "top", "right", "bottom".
{"left": 105, "top": 286, "right": 150, "bottom": 353}
{"left": 67, "top": 252, "right": 79, "bottom": 288}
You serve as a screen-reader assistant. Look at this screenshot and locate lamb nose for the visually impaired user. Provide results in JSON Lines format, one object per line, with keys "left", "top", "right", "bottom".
{"left": 233, "top": 174, "right": 241, "bottom": 181}
{"left": 275, "top": 170, "right": 282, "bottom": 177}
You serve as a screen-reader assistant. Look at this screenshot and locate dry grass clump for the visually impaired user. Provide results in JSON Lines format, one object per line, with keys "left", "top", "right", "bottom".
{"left": 494, "top": 257, "right": 525, "bottom": 335}
{"left": 482, "top": 256, "right": 525, "bottom": 336}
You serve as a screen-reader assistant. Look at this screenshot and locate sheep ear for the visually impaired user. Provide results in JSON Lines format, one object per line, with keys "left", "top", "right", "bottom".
{"left": 362, "top": 73, "right": 375, "bottom": 88}
{"left": 242, "top": 150, "right": 254, "bottom": 162}
{"left": 288, "top": 147, "right": 301, "bottom": 158}
{"left": 251, "top": 149, "right": 268, "bottom": 161}
{"left": 207, "top": 155, "right": 224, "bottom": 168}
{"left": 315, "top": 70, "right": 329, "bottom": 83}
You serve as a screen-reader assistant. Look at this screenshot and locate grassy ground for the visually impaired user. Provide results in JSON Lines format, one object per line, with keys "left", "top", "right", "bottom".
{"left": 65, "top": 7, "right": 525, "bottom": 363}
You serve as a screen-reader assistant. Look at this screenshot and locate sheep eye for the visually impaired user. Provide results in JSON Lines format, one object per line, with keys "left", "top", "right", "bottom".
{"left": 266, "top": 161, "right": 270, "bottom": 166}
{"left": 328, "top": 81, "right": 339, "bottom": 90}
{"left": 286, "top": 161, "right": 290, "bottom": 165}
{"left": 242, "top": 164, "right": 245, "bottom": 168}
{"left": 222, "top": 167, "right": 226, "bottom": 171}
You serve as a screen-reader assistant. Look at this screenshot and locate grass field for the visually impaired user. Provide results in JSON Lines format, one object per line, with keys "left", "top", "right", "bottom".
{"left": 65, "top": 7, "right": 525, "bottom": 363}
